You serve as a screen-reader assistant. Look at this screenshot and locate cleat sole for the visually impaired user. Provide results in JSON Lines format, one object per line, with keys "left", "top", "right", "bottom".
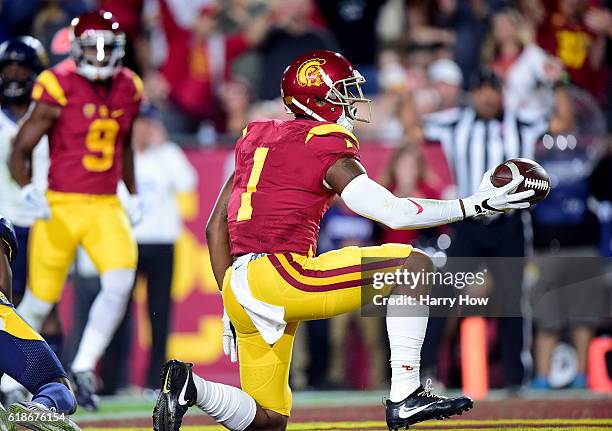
{"left": 152, "top": 361, "right": 192, "bottom": 431}
{"left": 152, "top": 393, "right": 169, "bottom": 431}
{"left": 388, "top": 398, "right": 474, "bottom": 429}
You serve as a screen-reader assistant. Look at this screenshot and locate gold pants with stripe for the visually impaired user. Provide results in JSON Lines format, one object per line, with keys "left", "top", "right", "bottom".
{"left": 222, "top": 243, "right": 412, "bottom": 416}
{"left": 28, "top": 191, "right": 137, "bottom": 303}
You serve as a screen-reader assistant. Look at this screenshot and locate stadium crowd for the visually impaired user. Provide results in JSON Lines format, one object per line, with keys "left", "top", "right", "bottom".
{"left": 0, "top": 0, "right": 611, "bottom": 401}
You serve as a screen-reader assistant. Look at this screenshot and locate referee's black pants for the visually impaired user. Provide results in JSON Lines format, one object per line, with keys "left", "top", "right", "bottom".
{"left": 422, "top": 212, "right": 527, "bottom": 387}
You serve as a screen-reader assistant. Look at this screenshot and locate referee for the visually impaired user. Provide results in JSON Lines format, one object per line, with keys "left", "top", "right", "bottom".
{"left": 416, "top": 67, "right": 574, "bottom": 388}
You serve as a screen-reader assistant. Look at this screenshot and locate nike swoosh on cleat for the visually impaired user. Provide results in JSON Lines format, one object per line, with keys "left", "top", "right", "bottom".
{"left": 398, "top": 401, "right": 436, "bottom": 419}
{"left": 162, "top": 369, "right": 171, "bottom": 394}
{"left": 177, "top": 370, "right": 191, "bottom": 406}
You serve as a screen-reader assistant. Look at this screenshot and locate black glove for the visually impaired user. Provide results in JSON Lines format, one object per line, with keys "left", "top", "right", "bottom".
{"left": 0, "top": 217, "right": 18, "bottom": 264}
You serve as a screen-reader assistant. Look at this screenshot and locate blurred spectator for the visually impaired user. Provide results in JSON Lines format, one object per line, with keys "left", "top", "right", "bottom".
{"left": 315, "top": 0, "right": 386, "bottom": 94}
{"left": 482, "top": 8, "right": 563, "bottom": 117}
{"left": 0, "top": 1, "right": 89, "bottom": 65}
{"left": 377, "top": 48, "right": 410, "bottom": 93}
{"left": 378, "top": 144, "right": 441, "bottom": 246}
{"left": 248, "top": 98, "right": 293, "bottom": 123}
{"left": 150, "top": 0, "right": 268, "bottom": 134}
{"left": 0, "top": 37, "right": 49, "bottom": 304}
{"left": 162, "top": 0, "right": 213, "bottom": 27}
{"left": 406, "top": 0, "right": 497, "bottom": 88}
{"left": 357, "top": 53, "right": 464, "bottom": 142}
{"left": 355, "top": 49, "right": 407, "bottom": 141}
{"left": 218, "top": 0, "right": 268, "bottom": 33}
{"left": 256, "top": 0, "right": 338, "bottom": 100}
{"left": 0, "top": 0, "right": 89, "bottom": 43}
{"left": 99, "top": 0, "right": 148, "bottom": 73}
{"left": 215, "top": 0, "right": 270, "bottom": 88}
{"left": 218, "top": 78, "right": 252, "bottom": 140}
{"left": 591, "top": 143, "right": 612, "bottom": 256}
{"left": 528, "top": 77, "right": 610, "bottom": 389}
{"left": 127, "top": 108, "right": 197, "bottom": 389}
{"left": 31, "top": 1, "right": 90, "bottom": 66}
{"left": 427, "top": 58, "right": 463, "bottom": 111}
{"left": 530, "top": 139, "right": 608, "bottom": 389}
{"left": 526, "top": 0, "right": 609, "bottom": 102}
{"left": 396, "top": 58, "right": 463, "bottom": 143}
{"left": 405, "top": 1, "right": 455, "bottom": 55}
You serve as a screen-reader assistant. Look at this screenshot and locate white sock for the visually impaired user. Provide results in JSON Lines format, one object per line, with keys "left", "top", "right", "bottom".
{"left": 193, "top": 373, "right": 256, "bottom": 431}
{"left": 16, "top": 290, "right": 53, "bottom": 332}
{"left": 71, "top": 269, "right": 134, "bottom": 372}
{"left": 387, "top": 297, "right": 429, "bottom": 402}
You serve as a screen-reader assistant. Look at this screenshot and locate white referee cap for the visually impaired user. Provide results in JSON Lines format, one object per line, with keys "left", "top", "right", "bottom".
{"left": 428, "top": 59, "right": 462, "bottom": 86}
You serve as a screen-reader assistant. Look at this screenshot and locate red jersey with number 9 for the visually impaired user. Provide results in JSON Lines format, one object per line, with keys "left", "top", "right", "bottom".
{"left": 31, "top": 59, "right": 142, "bottom": 194}
{"left": 227, "top": 118, "right": 360, "bottom": 257}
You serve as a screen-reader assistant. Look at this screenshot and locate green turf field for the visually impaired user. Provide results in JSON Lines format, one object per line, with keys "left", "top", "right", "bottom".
{"left": 82, "top": 421, "right": 612, "bottom": 431}
{"left": 67, "top": 390, "right": 612, "bottom": 431}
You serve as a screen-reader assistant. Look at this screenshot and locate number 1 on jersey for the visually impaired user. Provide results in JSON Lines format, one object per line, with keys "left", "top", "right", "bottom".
{"left": 237, "top": 147, "right": 269, "bottom": 221}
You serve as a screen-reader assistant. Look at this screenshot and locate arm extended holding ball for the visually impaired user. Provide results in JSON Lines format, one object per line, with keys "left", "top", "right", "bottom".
{"left": 326, "top": 158, "right": 534, "bottom": 230}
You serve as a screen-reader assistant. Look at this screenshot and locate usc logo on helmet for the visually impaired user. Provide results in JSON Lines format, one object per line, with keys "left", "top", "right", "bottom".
{"left": 296, "top": 58, "right": 327, "bottom": 87}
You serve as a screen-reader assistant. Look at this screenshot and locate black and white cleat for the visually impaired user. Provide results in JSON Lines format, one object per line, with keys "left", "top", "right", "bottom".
{"left": 385, "top": 379, "right": 473, "bottom": 430}
{"left": 153, "top": 360, "right": 198, "bottom": 431}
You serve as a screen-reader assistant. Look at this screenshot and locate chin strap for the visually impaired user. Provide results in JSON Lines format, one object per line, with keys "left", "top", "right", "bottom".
{"left": 76, "top": 63, "right": 115, "bottom": 81}
{"left": 336, "top": 111, "right": 354, "bottom": 132}
{"left": 287, "top": 97, "right": 326, "bottom": 122}
{"left": 288, "top": 96, "right": 355, "bottom": 132}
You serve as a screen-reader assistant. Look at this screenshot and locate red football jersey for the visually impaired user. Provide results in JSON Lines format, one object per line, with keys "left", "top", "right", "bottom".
{"left": 228, "top": 119, "right": 360, "bottom": 256}
{"left": 536, "top": 1, "right": 606, "bottom": 98}
{"left": 31, "top": 60, "right": 143, "bottom": 194}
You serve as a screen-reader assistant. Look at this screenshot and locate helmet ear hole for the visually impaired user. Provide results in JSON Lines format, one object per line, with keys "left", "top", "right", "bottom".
{"left": 314, "top": 97, "right": 326, "bottom": 106}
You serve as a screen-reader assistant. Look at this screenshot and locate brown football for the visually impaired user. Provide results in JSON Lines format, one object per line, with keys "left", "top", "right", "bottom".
{"left": 491, "top": 158, "right": 551, "bottom": 205}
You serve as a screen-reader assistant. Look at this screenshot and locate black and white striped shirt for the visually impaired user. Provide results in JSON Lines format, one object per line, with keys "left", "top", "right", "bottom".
{"left": 423, "top": 107, "right": 549, "bottom": 197}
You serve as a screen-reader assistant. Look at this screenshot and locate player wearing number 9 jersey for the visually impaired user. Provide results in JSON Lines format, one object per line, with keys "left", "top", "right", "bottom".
{"left": 32, "top": 59, "right": 140, "bottom": 194}
{"left": 9, "top": 10, "right": 141, "bottom": 411}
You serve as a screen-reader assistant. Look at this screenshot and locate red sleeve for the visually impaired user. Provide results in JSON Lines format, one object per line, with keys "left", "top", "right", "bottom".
{"left": 307, "top": 132, "right": 360, "bottom": 187}
{"left": 158, "top": 0, "right": 188, "bottom": 43}
{"left": 225, "top": 33, "right": 250, "bottom": 61}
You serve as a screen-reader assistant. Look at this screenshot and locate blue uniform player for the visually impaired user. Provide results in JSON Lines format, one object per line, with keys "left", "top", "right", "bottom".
{"left": 0, "top": 217, "right": 79, "bottom": 431}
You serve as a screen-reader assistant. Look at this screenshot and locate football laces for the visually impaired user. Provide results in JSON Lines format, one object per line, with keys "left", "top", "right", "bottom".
{"left": 523, "top": 177, "right": 549, "bottom": 191}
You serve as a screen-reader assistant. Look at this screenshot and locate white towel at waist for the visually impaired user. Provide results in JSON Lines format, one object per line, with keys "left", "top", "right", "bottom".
{"left": 229, "top": 253, "right": 287, "bottom": 345}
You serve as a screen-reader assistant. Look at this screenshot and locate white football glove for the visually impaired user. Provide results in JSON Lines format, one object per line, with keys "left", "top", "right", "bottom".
{"left": 20, "top": 183, "right": 51, "bottom": 220}
{"left": 222, "top": 309, "right": 238, "bottom": 363}
{"left": 461, "top": 169, "right": 535, "bottom": 218}
{"left": 125, "top": 194, "right": 143, "bottom": 226}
